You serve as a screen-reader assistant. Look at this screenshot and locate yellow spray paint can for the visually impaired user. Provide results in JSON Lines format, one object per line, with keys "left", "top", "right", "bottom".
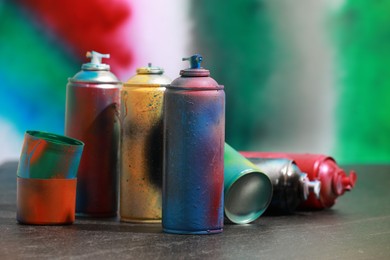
{"left": 120, "top": 64, "right": 171, "bottom": 223}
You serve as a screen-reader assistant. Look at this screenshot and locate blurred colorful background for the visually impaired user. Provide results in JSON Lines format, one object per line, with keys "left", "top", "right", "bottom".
{"left": 1, "top": 0, "right": 389, "bottom": 164}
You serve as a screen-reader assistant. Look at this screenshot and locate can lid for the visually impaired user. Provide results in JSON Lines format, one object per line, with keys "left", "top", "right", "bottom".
{"left": 136, "top": 63, "right": 164, "bottom": 75}
{"left": 69, "top": 51, "right": 119, "bottom": 83}
{"left": 125, "top": 63, "right": 171, "bottom": 86}
{"left": 180, "top": 54, "right": 210, "bottom": 77}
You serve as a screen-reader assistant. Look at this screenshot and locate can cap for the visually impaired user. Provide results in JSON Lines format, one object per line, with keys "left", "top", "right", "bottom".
{"left": 224, "top": 144, "right": 273, "bottom": 224}
{"left": 169, "top": 54, "right": 222, "bottom": 90}
{"left": 180, "top": 54, "right": 210, "bottom": 77}
{"left": 136, "top": 63, "right": 164, "bottom": 75}
{"left": 225, "top": 171, "right": 273, "bottom": 224}
{"left": 125, "top": 63, "right": 171, "bottom": 86}
{"left": 69, "top": 51, "right": 119, "bottom": 83}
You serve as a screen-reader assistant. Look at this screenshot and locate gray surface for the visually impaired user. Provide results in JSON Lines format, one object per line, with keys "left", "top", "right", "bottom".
{"left": 0, "top": 162, "right": 389, "bottom": 259}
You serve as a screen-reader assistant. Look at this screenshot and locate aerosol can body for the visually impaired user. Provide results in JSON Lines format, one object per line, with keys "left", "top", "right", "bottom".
{"left": 120, "top": 64, "right": 171, "bottom": 223}
{"left": 65, "top": 51, "right": 121, "bottom": 217}
{"left": 162, "top": 55, "right": 225, "bottom": 234}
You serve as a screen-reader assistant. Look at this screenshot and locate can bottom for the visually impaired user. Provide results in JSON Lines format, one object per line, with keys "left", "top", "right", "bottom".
{"left": 120, "top": 217, "right": 161, "bottom": 224}
{"left": 76, "top": 212, "right": 117, "bottom": 218}
{"left": 163, "top": 227, "right": 223, "bottom": 235}
{"left": 17, "top": 177, "right": 77, "bottom": 225}
{"left": 17, "top": 219, "right": 74, "bottom": 225}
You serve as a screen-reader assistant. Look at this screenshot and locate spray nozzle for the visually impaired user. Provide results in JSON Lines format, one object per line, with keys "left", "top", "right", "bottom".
{"left": 82, "top": 51, "right": 110, "bottom": 70}
{"left": 342, "top": 171, "right": 357, "bottom": 191}
{"left": 182, "top": 54, "right": 203, "bottom": 69}
{"left": 86, "top": 51, "right": 110, "bottom": 64}
{"left": 332, "top": 169, "right": 357, "bottom": 195}
{"left": 307, "top": 180, "right": 321, "bottom": 199}
{"left": 300, "top": 174, "right": 321, "bottom": 200}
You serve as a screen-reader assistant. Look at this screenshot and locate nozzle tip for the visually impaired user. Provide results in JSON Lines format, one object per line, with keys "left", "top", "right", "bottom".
{"left": 300, "top": 174, "right": 321, "bottom": 200}
{"left": 343, "top": 171, "right": 357, "bottom": 191}
{"left": 182, "top": 54, "right": 203, "bottom": 69}
{"left": 308, "top": 180, "right": 321, "bottom": 199}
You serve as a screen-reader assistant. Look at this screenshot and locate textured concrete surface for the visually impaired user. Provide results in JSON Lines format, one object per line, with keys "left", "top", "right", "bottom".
{"left": 0, "top": 162, "right": 389, "bottom": 259}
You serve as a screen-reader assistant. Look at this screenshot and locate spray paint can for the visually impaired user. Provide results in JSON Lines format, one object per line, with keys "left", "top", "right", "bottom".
{"left": 65, "top": 51, "right": 121, "bottom": 217}
{"left": 224, "top": 143, "right": 273, "bottom": 223}
{"left": 246, "top": 158, "right": 320, "bottom": 214}
{"left": 162, "top": 54, "right": 225, "bottom": 234}
{"left": 241, "top": 152, "right": 357, "bottom": 209}
{"left": 120, "top": 64, "right": 171, "bottom": 223}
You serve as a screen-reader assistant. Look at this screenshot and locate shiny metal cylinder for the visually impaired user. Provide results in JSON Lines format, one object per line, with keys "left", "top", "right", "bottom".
{"left": 224, "top": 143, "right": 272, "bottom": 223}
{"left": 120, "top": 64, "right": 171, "bottom": 223}
{"left": 241, "top": 152, "right": 356, "bottom": 209}
{"left": 162, "top": 54, "right": 225, "bottom": 234}
{"left": 247, "top": 158, "right": 320, "bottom": 214}
{"left": 65, "top": 51, "right": 121, "bottom": 217}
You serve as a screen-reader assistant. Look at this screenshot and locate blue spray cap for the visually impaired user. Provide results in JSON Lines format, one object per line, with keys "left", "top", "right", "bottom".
{"left": 180, "top": 54, "right": 209, "bottom": 77}
{"left": 182, "top": 54, "right": 203, "bottom": 69}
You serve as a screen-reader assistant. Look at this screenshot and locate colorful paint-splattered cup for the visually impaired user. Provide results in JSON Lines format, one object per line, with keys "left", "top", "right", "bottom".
{"left": 16, "top": 130, "right": 83, "bottom": 225}
{"left": 17, "top": 130, "right": 84, "bottom": 179}
{"left": 224, "top": 143, "right": 273, "bottom": 224}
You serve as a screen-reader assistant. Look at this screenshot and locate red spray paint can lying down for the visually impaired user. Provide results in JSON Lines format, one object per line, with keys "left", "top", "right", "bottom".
{"left": 240, "top": 152, "right": 357, "bottom": 209}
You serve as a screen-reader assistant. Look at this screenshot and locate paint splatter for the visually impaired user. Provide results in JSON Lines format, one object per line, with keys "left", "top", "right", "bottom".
{"left": 15, "top": 0, "right": 134, "bottom": 73}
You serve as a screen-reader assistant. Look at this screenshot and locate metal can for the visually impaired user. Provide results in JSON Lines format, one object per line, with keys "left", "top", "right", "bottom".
{"left": 16, "top": 130, "right": 84, "bottom": 225}
{"left": 241, "top": 152, "right": 357, "bottom": 209}
{"left": 162, "top": 54, "right": 225, "bottom": 234}
{"left": 17, "top": 130, "right": 84, "bottom": 180}
{"left": 65, "top": 51, "right": 121, "bottom": 217}
{"left": 224, "top": 143, "right": 273, "bottom": 223}
{"left": 120, "top": 63, "right": 171, "bottom": 223}
{"left": 246, "top": 158, "right": 320, "bottom": 214}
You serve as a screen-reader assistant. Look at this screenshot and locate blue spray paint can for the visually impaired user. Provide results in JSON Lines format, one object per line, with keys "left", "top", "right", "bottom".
{"left": 162, "top": 54, "right": 225, "bottom": 234}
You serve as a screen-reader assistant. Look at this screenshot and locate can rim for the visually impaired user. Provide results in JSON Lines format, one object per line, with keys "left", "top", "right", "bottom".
{"left": 26, "top": 130, "right": 84, "bottom": 147}
{"left": 68, "top": 78, "right": 121, "bottom": 84}
{"left": 166, "top": 85, "right": 224, "bottom": 91}
{"left": 224, "top": 169, "right": 273, "bottom": 224}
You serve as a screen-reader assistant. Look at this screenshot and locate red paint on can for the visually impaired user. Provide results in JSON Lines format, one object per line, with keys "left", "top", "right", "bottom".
{"left": 240, "top": 152, "right": 357, "bottom": 209}
{"left": 17, "top": 177, "right": 77, "bottom": 225}
{"left": 66, "top": 86, "right": 120, "bottom": 217}
{"left": 29, "top": 140, "right": 47, "bottom": 165}
{"left": 65, "top": 52, "right": 121, "bottom": 217}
